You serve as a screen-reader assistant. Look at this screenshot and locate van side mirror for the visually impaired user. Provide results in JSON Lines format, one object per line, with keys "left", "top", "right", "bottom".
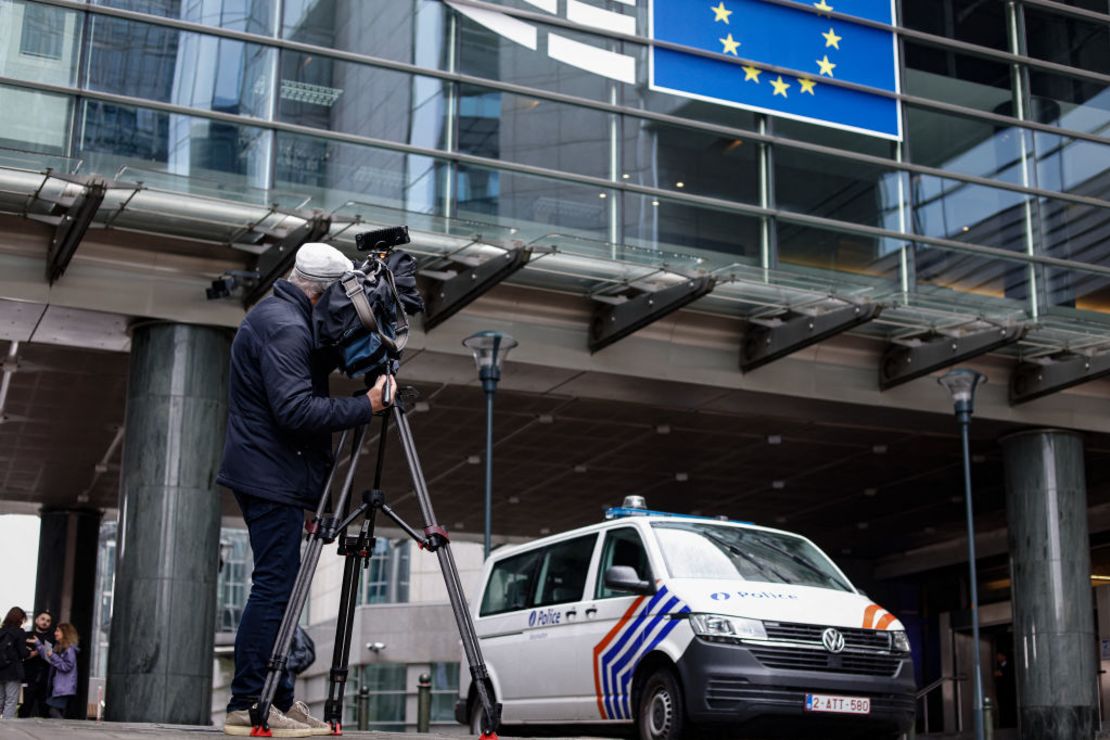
{"left": 603, "top": 565, "right": 654, "bottom": 595}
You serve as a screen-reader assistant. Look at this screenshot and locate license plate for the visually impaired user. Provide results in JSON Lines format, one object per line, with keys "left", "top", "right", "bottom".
{"left": 805, "top": 693, "right": 871, "bottom": 715}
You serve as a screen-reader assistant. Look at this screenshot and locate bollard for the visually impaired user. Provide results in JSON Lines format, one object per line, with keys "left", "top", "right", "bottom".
{"left": 357, "top": 686, "right": 370, "bottom": 731}
{"left": 983, "top": 696, "right": 994, "bottom": 740}
{"left": 417, "top": 672, "right": 432, "bottom": 733}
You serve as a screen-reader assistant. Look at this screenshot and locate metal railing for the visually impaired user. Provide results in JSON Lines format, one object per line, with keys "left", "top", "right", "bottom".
{"left": 917, "top": 674, "right": 966, "bottom": 734}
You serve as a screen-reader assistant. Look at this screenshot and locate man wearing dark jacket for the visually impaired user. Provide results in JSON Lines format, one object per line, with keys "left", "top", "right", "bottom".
{"left": 218, "top": 242, "right": 391, "bottom": 737}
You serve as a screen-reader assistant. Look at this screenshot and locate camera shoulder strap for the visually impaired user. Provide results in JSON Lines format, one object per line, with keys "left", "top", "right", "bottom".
{"left": 341, "top": 268, "right": 409, "bottom": 355}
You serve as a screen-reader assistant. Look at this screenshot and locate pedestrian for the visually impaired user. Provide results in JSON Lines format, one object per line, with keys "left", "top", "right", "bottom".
{"left": 217, "top": 242, "right": 393, "bottom": 737}
{"left": 0, "top": 607, "right": 30, "bottom": 719}
{"left": 35, "top": 622, "right": 78, "bottom": 719}
{"left": 19, "top": 610, "right": 54, "bottom": 718}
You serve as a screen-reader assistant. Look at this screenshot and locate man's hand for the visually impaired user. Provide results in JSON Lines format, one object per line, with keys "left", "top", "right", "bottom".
{"left": 367, "top": 374, "right": 395, "bottom": 413}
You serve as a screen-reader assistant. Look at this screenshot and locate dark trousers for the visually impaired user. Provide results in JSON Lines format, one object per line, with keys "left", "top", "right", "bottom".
{"left": 228, "top": 492, "right": 301, "bottom": 713}
{"left": 18, "top": 677, "right": 50, "bottom": 718}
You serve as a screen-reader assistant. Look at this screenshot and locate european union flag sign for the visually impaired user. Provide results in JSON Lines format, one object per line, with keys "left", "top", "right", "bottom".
{"left": 650, "top": 0, "right": 901, "bottom": 139}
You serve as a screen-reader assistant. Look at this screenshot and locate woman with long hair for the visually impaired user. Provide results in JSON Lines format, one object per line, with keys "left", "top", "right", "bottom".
{"left": 0, "top": 606, "right": 29, "bottom": 719}
{"left": 35, "top": 622, "right": 79, "bottom": 719}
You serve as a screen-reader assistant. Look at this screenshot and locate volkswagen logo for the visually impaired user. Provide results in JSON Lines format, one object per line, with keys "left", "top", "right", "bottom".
{"left": 821, "top": 628, "right": 846, "bottom": 654}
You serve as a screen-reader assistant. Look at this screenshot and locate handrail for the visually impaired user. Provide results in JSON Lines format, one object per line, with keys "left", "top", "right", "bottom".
{"left": 916, "top": 675, "right": 966, "bottom": 734}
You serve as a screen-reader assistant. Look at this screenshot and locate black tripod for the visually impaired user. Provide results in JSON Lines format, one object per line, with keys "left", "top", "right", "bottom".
{"left": 248, "top": 387, "right": 500, "bottom": 738}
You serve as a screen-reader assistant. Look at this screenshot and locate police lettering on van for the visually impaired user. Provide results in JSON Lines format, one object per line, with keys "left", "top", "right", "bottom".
{"left": 457, "top": 498, "right": 915, "bottom": 740}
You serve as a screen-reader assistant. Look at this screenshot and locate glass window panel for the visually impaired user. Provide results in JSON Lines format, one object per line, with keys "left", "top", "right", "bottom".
{"left": 0, "top": 84, "right": 73, "bottom": 154}
{"left": 1033, "top": 130, "right": 1110, "bottom": 198}
{"left": 274, "top": 131, "right": 447, "bottom": 214}
{"left": 459, "top": 85, "right": 612, "bottom": 179}
{"left": 776, "top": 148, "right": 904, "bottom": 230}
{"left": 480, "top": 547, "right": 541, "bottom": 616}
{"left": 1027, "top": 72, "right": 1109, "bottom": 136}
{"left": 94, "top": 0, "right": 275, "bottom": 36}
{"left": 530, "top": 534, "right": 595, "bottom": 607}
{"left": 914, "top": 246, "right": 1031, "bottom": 308}
{"left": 1036, "top": 195, "right": 1110, "bottom": 268}
{"left": 78, "top": 99, "right": 272, "bottom": 189}
{"left": 622, "top": 117, "right": 758, "bottom": 203}
{"left": 0, "top": 0, "right": 83, "bottom": 86}
{"left": 283, "top": 0, "right": 447, "bottom": 68}
{"left": 457, "top": 13, "right": 609, "bottom": 101}
{"left": 84, "top": 15, "right": 274, "bottom": 119}
{"left": 1046, "top": 267, "right": 1110, "bottom": 315}
{"left": 623, "top": 193, "right": 760, "bottom": 264}
{"left": 777, "top": 222, "right": 902, "bottom": 281}
{"left": 430, "top": 662, "right": 460, "bottom": 722}
{"left": 457, "top": 164, "right": 611, "bottom": 240}
{"left": 596, "top": 527, "right": 651, "bottom": 600}
{"left": 279, "top": 51, "right": 447, "bottom": 150}
{"left": 901, "top": 0, "right": 1008, "bottom": 51}
{"left": 903, "top": 42, "right": 1012, "bottom": 114}
{"left": 772, "top": 117, "right": 894, "bottom": 159}
{"left": 1024, "top": 8, "right": 1110, "bottom": 76}
{"left": 913, "top": 175, "right": 1030, "bottom": 251}
{"left": 906, "top": 105, "right": 1027, "bottom": 188}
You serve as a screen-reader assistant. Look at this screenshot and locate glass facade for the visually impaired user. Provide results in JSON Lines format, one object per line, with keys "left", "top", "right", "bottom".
{"left": 0, "top": 0, "right": 1107, "bottom": 325}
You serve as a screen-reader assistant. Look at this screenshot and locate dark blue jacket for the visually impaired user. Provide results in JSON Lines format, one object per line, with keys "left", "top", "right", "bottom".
{"left": 217, "top": 280, "right": 376, "bottom": 509}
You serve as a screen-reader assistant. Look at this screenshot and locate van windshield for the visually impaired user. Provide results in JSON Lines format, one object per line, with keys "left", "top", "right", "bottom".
{"left": 652, "top": 522, "right": 853, "bottom": 593}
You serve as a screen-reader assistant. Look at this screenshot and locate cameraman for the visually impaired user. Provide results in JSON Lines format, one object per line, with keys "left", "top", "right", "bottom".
{"left": 217, "top": 243, "right": 392, "bottom": 737}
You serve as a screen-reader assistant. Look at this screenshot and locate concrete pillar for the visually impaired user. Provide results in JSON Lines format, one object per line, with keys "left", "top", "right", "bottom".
{"left": 34, "top": 507, "right": 103, "bottom": 718}
{"left": 105, "top": 323, "right": 230, "bottom": 724}
{"left": 1001, "top": 429, "right": 1097, "bottom": 740}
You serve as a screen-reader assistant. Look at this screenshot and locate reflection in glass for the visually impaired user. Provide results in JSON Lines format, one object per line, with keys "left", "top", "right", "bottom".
{"left": 78, "top": 100, "right": 271, "bottom": 188}
{"left": 457, "top": 163, "right": 610, "bottom": 240}
{"left": 282, "top": 0, "right": 446, "bottom": 68}
{"left": 906, "top": 106, "right": 1026, "bottom": 187}
{"left": 0, "top": 84, "right": 73, "bottom": 154}
{"left": 903, "top": 43, "right": 1011, "bottom": 114}
{"left": 85, "top": 15, "right": 274, "bottom": 119}
{"left": 0, "top": 0, "right": 82, "bottom": 86}
{"left": 915, "top": 247, "right": 1030, "bottom": 307}
{"left": 901, "top": 0, "right": 1008, "bottom": 51}
{"left": 275, "top": 131, "right": 446, "bottom": 214}
{"left": 624, "top": 194, "right": 759, "bottom": 264}
{"left": 776, "top": 148, "right": 902, "bottom": 229}
{"left": 1027, "top": 73, "right": 1110, "bottom": 136}
{"left": 94, "top": 0, "right": 275, "bottom": 36}
{"left": 913, "top": 176, "right": 1028, "bottom": 251}
{"left": 777, "top": 222, "right": 900, "bottom": 281}
{"left": 459, "top": 85, "right": 611, "bottom": 179}
{"left": 1024, "top": 9, "right": 1109, "bottom": 76}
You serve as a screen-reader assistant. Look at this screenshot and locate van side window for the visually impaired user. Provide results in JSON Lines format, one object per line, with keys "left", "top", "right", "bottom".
{"left": 480, "top": 548, "right": 542, "bottom": 617}
{"left": 531, "top": 534, "right": 597, "bottom": 608}
{"left": 595, "top": 527, "right": 652, "bottom": 599}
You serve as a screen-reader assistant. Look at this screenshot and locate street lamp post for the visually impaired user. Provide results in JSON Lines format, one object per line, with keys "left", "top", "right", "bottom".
{"left": 938, "top": 368, "right": 987, "bottom": 740}
{"left": 463, "top": 330, "right": 518, "bottom": 559}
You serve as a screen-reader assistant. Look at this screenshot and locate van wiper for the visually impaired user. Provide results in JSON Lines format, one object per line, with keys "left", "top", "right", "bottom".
{"left": 702, "top": 530, "right": 791, "bottom": 584}
{"left": 749, "top": 534, "right": 850, "bottom": 592}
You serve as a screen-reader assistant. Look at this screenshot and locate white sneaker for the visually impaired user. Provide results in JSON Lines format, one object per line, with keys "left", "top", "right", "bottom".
{"left": 286, "top": 700, "right": 333, "bottom": 736}
{"left": 224, "top": 705, "right": 312, "bottom": 737}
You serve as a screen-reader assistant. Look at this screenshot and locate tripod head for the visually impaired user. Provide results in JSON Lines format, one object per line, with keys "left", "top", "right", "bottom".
{"left": 361, "top": 372, "right": 419, "bottom": 412}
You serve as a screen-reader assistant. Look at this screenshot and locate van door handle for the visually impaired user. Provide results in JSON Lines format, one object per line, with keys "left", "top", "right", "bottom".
{"left": 566, "top": 609, "right": 578, "bottom": 620}
{"left": 585, "top": 607, "right": 598, "bottom": 618}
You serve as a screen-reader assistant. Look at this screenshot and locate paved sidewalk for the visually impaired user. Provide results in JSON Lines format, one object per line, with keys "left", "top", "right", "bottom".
{"left": 0, "top": 719, "right": 597, "bottom": 740}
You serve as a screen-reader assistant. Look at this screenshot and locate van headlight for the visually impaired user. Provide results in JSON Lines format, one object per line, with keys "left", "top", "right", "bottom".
{"left": 891, "top": 631, "right": 911, "bottom": 653}
{"left": 688, "top": 614, "right": 767, "bottom": 643}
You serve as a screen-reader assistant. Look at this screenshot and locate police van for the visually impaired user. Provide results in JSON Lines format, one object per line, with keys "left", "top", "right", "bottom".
{"left": 456, "top": 498, "right": 915, "bottom": 739}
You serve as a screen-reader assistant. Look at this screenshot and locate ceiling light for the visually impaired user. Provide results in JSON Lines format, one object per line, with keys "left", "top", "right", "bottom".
{"left": 599, "top": 192, "right": 608, "bottom": 199}
{"left": 690, "top": 509, "right": 703, "bottom": 516}
{"left": 841, "top": 548, "right": 852, "bottom": 555}
{"left": 508, "top": 496, "right": 520, "bottom": 504}
{"left": 467, "top": 455, "right": 481, "bottom": 465}
{"left": 857, "top": 522, "right": 869, "bottom": 530}
{"left": 962, "top": 225, "right": 970, "bottom": 232}
{"left": 538, "top": 414, "right": 554, "bottom": 424}
{"left": 675, "top": 181, "right": 685, "bottom": 188}
{"left": 872, "top": 444, "right": 888, "bottom": 454}
{"left": 651, "top": 200, "right": 660, "bottom": 207}
{"left": 539, "top": 527, "right": 551, "bottom": 535}
{"left": 772, "top": 480, "right": 785, "bottom": 490}
{"left": 864, "top": 488, "right": 878, "bottom": 497}
{"left": 767, "top": 434, "right": 782, "bottom": 445}
{"left": 972, "top": 454, "right": 986, "bottom": 464}
{"left": 950, "top": 495, "right": 963, "bottom": 504}
{"left": 775, "top": 516, "right": 787, "bottom": 524}
{"left": 656, "top": 424, "right": 671, "bottom": 435}
{"left": 574, "top": 464, "right": 588, "bottom": 473}
{"left": 925, "top": 526, "right": 936, "bottom": 534}
{"left": 453, "top": 521, "right": 465, "bottom": 529}
{"left": 622, "top": 173, "right": 630, "bottom": 179}
{"left": 675, "top": 472, "right": 689, "bottom": 482}
{"left": 413, "top": 401, "right": 431, "bottom": 413}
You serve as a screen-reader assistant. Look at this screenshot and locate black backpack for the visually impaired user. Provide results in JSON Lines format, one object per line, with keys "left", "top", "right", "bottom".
{"left": 312, "top": 249, "right": 424, "bottom": 379}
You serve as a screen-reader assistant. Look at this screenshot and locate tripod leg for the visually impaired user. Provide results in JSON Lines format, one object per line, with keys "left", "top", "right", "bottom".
{"left": 392, "top": 409, "right": 501, "bottom": 739}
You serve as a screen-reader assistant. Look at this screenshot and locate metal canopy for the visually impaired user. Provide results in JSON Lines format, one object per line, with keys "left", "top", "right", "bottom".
{"left": 1011, "top": 352, "right": 1110, "bottom": 405}
{"left": 243, "top": 213, "right": 332, "bottom": 306}
{"left": 589, "top": 276, "right": 717, "bottom": 353}
{"left": 741, "top": 301, "right": 882, "bottom": 373}
{"left": 880, "top": 324, "right": 1028, "bottom": 390}
{"left": 423, "top": 246, "right": 532, "bottom": 331}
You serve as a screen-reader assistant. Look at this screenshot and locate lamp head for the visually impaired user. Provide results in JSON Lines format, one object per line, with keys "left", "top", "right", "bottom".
{"left": 462, "top": 330, "right": 518, "bottom": 387}
{"left": 938, "top": 368, "right": 987, "bottom": 413}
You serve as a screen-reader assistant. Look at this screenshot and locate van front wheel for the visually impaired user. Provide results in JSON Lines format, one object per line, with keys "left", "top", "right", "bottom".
{"left": 637, "top": 668, "right": 685, "bottom": 740}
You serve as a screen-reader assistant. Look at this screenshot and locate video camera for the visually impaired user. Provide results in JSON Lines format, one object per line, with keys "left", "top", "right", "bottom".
{"left": 312, "top": 226, "right": 425, "bottom": 382}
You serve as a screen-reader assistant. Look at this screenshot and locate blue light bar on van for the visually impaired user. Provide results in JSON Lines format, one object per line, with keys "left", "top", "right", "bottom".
{"left": 604, "top": 507, "right": 753, "bottom": 525}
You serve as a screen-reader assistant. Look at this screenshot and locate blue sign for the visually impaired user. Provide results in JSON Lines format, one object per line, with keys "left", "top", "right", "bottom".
{"left": 649, "top": 0, "right": 901, "bottom": 139}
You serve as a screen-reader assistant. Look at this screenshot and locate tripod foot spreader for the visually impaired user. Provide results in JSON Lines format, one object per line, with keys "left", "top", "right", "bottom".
{"left": 247, "top": 386, "right": 501, "bottom": 739}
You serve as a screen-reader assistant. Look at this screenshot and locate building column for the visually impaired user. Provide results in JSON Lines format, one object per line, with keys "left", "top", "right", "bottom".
{"left": 105, "top": 323, "right": 230, "bottom": 724}
{"left": 1001, "top": 429, "right": 1097, "bottom": 740}
{"left": 34, "top": 507, "right": 103, "bottom": 718}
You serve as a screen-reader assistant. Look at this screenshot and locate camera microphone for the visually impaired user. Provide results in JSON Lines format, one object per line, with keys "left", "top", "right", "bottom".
{"left": 356, "top": 225, "right": 411, "bottom": 253}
